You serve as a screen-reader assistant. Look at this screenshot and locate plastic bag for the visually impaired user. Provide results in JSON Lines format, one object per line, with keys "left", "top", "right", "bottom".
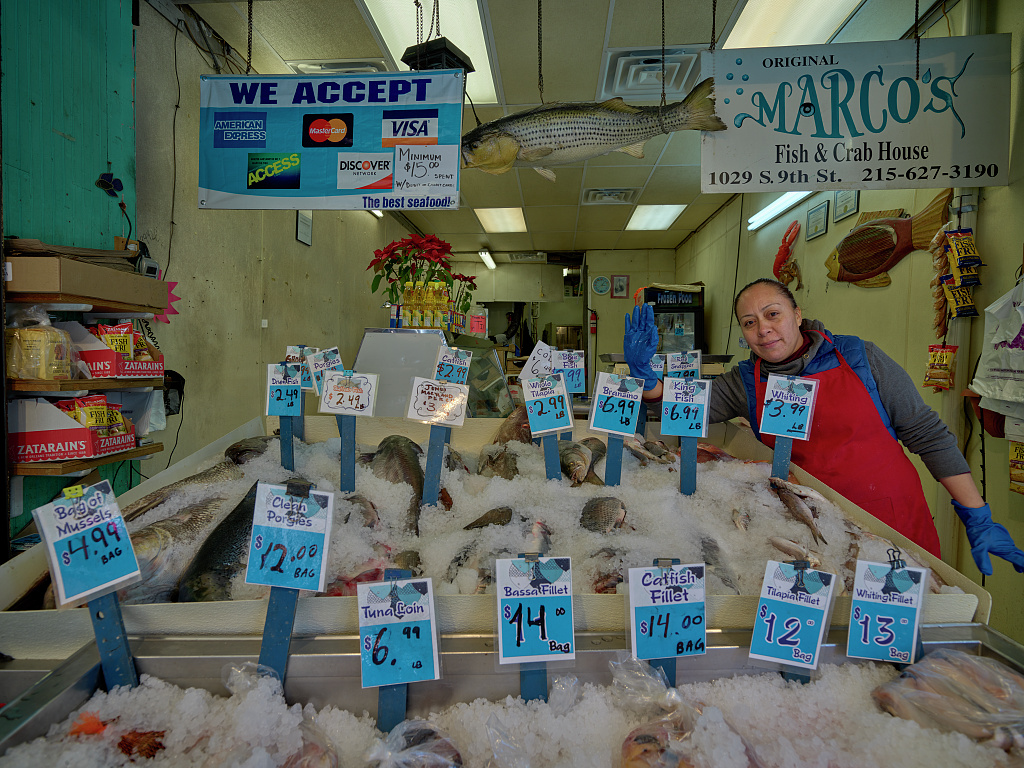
{"left": 282, "top": 718, "right": 339, "bottom": 768}
{"left": 547, "top": 674, "right": 581, "bottom": 716}
{"left": 5, "top": 305, "right": 76, "bottom": 380}
{"left": 970, "top": 281, "right": 1024, "bottom": 404}
{"left": 221, "top": 661, "right": 283, "bottom": 697}
{"left": 482, "top": 713, "right": 530, "bottom": 768}
{"left": 365, "top": 719, "right": 463, "bottom": 767}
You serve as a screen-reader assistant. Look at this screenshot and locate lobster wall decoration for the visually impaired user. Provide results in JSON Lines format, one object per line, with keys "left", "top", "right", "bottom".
{"left": 772, "top": 220, "right": 803, "bottom": 291}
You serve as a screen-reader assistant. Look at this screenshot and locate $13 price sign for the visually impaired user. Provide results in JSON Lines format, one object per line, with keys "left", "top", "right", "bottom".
{"left": 32, "top": 480, "right": 140, "bottom": 607}
{"left": 357, "top": 578, "right": 440, "bottom": 688}
{"left": 245, "top": 482, "right": 334, "bottom": 592}
{"left": 266, "top": 363, "right": 302, "bottom": 416}
{"left": 846, "top": 560, "right": 927, "bottom": 664}
{"left": 496, "top": 557, "right": 574, "bottom": 664}
{"left": 629, "top": 564, "right": 706, "bottom": 660}
{"left": 523, "top": 374, "right": 572, "bottom": 436}
{"left": 590, "top": 372, "right": 643, "bottom": 436}
{"left": 760, "top": 374, "right": 818, "bottom": 441}
{"left": 661, "top": 379, "right": 711, "bottom": 438}
{"left": 749, "top": 560, "right": 836, "bottom": 671}
{"left": 435, "top": 346, "right": 471, "bottom": 384}
{"left": 318, "top": 371, "right": 377, "bottom": 416}
{"left": 666, "top": 351, "right": 700, "bottom": 380}
{"left": 553, "top": 350, "right": 585, "bottom": 394}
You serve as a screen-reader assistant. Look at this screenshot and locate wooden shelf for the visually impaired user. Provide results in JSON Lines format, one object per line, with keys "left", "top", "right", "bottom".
{"left": 8, "top": 378, "right": 163, "bottom": 393}
{"left": 5, "top": 293, "right": 162, "bottom": 315}
{"left": 12, "top": 443, "right": 164, "bottom": 476}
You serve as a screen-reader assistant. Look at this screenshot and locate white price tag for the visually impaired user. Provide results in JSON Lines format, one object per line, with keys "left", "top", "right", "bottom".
{"left": 318, "top": 370, "right": 377, "bottom": 416}
{"left": 407, "top": 376, "right": 469, "bottom": 427}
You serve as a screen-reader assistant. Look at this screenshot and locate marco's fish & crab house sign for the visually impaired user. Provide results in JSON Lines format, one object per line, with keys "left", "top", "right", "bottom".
{"left": 700, "top": 35, "right": 1009, "bottom": 192}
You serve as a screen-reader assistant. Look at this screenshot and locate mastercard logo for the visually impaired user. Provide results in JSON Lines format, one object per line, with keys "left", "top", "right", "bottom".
{"left": 301, "top": 113, "right": 354, "bottom": 147}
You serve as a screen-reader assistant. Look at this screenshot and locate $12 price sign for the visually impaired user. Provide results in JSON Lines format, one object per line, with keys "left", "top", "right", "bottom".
{"left": 496, "top": 557, "right": 574, "bottom": 664}
{"left": 666, "top": 351, "right": 700, "bottom": 380}
{"left": 590, "top": 372, "right": 643, "bottom": 436}
{"left": 245, "top": 482, "right": 334, "bottom": 592}
{"left": 661, "top": 379, "right": 710, "bottom": 438}
{"left": 553, "top": 350, "right": 585, "bottom": 394}
{"left": 318, "top": 371, "right": 377, "bottom": 416}
{"left": 32, "top": 480, "right": 140, "bottom": 607}
{"left": 266, "top": 363, "right": 302, "bottom": 416}
{"left": 357, "top": 578, "right": 440, "bottom": 688}
{"left": 407, "top": 377, "right": 469, "bottom": 427}
{"left": 749, "top": 560, "right": 836, "bottom": 671}
{"left": 629, "top": 564, "right": 706, "bottom": 660}
{"left": 846, "top": 560, "right": 927, "bottom": 664}
{"left": 523, "top": 374, "right": 572, "bottom": 436}
{"left": 435, "top": 346, "right": 471, "bottom": 384}
{"left": 760, "top": 374, "right": 818, "bottom": 441}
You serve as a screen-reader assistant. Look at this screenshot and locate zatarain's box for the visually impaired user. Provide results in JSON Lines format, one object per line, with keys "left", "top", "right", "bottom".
{"left": 54, "top": 321, "right": 164, "bottom": 379}
{"left": 8, "top": 399, "right": 136, "bottom": 463}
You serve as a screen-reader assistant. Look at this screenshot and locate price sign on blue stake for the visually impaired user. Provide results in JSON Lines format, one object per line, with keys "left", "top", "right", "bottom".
{"left": 666, "top": 351, "right": 700, "bottom": 380}
{"left": 523, "top": 375, "right": 573, "bottom": 436}
{"left": 435, "top": 346, "right": 472, "bottom": 384}
{"left": 847, "top": 560, "right": 927, "bottom": 664}
{"left": 661, "top": 379, "right": 710, "bottom": 438}
{"left": 590, "top": 373, "right": 643, "bottom": 436}
{"left": 33, "top": 481, "right": 140, "bottom": 607}
{"left": 245, "top": 482, "right": 334, "bottom": 592}
{"left": 651, "top": 354, "right": 666, "bottom": 381}
{"left": 496, "top": 557, "right": 575, "bottom": 664}
{"left": 287, "top": 345, "right": 318, "bottom": 391}
{"left": 760, "top": 374, "right": 818, "bottom": 441}
{"left": 553, "top": 350, "right": 585, "bottom": 394}
{"left": 629, "top": 564, "right": 706, "bottom": 660}
{"left": 357, "top": 578, "right": 440, "bottom": 688}
{"left": 318, "top": 370, "right": 377, "bottom": 416}
{"left": 266, "top": 363, "right": 302, "bottom": 416}
{"left": 749, "top": 560, "right": 836, "bottom": 671}
{"left": 305, "top": 347, "right": 345, "bottom": 396}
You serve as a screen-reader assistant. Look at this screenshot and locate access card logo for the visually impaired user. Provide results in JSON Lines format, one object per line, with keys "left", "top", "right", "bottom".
{"left": 381, "top": 108, "right": 439, "bottom": 147}
{"left": 338, "top": 153, "right": 393, "bottom": 190}
{"left": 302, "top": 113, "right": 353, "bottom": 148}
{"left": 213, "top": 111, "right": 267, "bottom": 148}
{"left": 247, "top": 153, "right": 301, "bottom": 190}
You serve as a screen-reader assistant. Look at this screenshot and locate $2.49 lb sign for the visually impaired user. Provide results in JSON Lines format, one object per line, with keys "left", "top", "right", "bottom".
{"left": 357, "top": 578, "right": 440, "bottom": 688}
{"left": 266, "top": 363, "right": 302, "bottom": 416}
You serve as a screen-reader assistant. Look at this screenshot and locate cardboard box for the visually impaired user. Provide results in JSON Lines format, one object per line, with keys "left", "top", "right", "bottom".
{"left": 5, "top": 256, "right": 166, "bottom": 311}
{"left": 8, "top": 398, "right": 136, "bottom": 463}
{"left": 55, "top": 321, "right": 164, "bottom": 379}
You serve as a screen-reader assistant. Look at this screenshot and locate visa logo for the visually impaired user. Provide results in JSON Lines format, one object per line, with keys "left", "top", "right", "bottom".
{"left": 381, "top": 109, "right": 439, "bottom": 147}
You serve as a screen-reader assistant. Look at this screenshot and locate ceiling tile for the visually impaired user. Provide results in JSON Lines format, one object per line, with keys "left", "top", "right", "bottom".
{"left": 658, "top": 131, "right": 702, "bottom": 165}
{"left": 259, "top": 1, "right": 381, "bottom": 60}
{"left": 485, "top": 233, "right": 534, "bottom": 251}
{"left": 616, "top": 231, "right": 688, "bottom": 249}
{"left": 519, "top": 167, "right": 584, "bottom": 205}
{"left": 417, "top": 207, "right": 483, "bottom": 234}
{"left": 606, "top": 1, "right": 742, "bottom": 47}
{"left": 400, "top": 212, "right": 432, "bottom": 231}
{"left": 446, "top": 234, "right": 491, "bottom": 253}
{"left": 460, "top": 169, "right": 522, "bottom": 208}
{"left": 576, "top": 205, "right": 633, "bottom": 231}
{"left": 582, "top": 166, "right": 653, "bottom": 189}
{"left": 576, "top": 232, "right": 622, "bottom": 251}
{"left": 638, "top": 166, "right": 701, "bottom": 205}
{"left": 532, "top": 232, "right": 576, "bottom": 251}
{"left": 524, "top": 206, "right": 577, "bottom": 232}
{"left": 673, "top": 194, "right": 734, "bottom": 230}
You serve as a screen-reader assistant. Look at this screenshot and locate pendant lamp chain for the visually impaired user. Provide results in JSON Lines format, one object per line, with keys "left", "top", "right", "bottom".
{"left": 537, "top": 0, "right": 545, "bottom": 103}
{"left": 246, "top": 0, "right": 254, "bottom": 74}
{"left": 709, "top": 0, "right": 717, "bottom": 51}
{"left": 914, "top": 0, "right": 921, "bottom": 79}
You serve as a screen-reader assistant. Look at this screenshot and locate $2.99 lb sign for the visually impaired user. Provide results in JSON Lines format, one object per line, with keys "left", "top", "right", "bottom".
{"left": 318, "top": 371, "right": 377, "bottom": 416}
{"left": 553, "top": 350, "right": 585, "bottom": 394}
{"left": 846, "top": 560, "right": 927, "bottom": 664}
{"left": 496, "top": 556, "right": 574, "bottom": 664}
{"left": 357, "top": 578, "right": 440, "bottom": 688}
{"left": 245, "top": 482, "right": 334, "bottom": 592}
{"left": 32, "top": 480, "right": 140, "bottom": 607}
{"left": 523, "top": 374, "right": 572, "bottom": 436}
{"left": 266, "top": 363, "right": 302, "bottom": 416}
{"left": 661, "top": 379, "right": 710, "bottom": 438}
{"left": 629, "top": 564, "right": 706, "bottom": 660}
{"left": 759, "top": 374, "right": 818, "bottom": 441}
{"left": 749, "top": 560, "right": 836, "bottom": 671}
{"left": 435, "top": 347, "right": 471, "bottom": 385}
{"left": 590, "top": 373, "right": 643, "bottom": 436}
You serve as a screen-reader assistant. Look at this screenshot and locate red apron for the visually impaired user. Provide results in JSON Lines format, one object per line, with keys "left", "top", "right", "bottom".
{"left": 754, "top": 350, "right": 941, "bottom": 557}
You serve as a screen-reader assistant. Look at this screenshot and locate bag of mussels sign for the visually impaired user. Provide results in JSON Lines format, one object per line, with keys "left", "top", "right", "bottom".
{"left": 198, "top": 70, "right": 464, "bottom": 210}
{"left": 700, "top": 35, "right": 1009, "bottom": 192}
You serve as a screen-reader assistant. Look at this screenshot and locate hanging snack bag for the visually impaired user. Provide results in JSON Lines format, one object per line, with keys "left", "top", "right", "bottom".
{"left": 940, "top": 275, "right": 979, "bottom": 317}
{"left": 97, "top": 322, "right": 134, "bottom": 361}
{"left": 946, "top": 228, "right": 982, "bottom": 268}
{"left": 948, "top": 258, "right": 982, "bottom": 287}
{"left": 923, "top": 344, "right": 958, "bottom": 392}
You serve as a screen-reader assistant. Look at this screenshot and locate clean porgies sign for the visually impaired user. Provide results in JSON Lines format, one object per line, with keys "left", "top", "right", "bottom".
{"left": 701, "top": 35, "right": 1009, "bottom": 191}
{"left": 199, "top": 70, "right": 464, "bottom": 210}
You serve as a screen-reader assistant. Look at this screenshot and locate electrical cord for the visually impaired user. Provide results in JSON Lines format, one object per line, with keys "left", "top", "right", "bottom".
{"left": 163, "top": 391, "right": 185, "bottom": 471}
{"left": 165, "top": 20, "right": 183, "bottom": 281}
{"left": 118, "top": 200, "right": 132, "bottom": 241}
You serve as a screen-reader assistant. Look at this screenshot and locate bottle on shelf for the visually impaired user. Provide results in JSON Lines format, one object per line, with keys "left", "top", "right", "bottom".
{"left": 423, "top": 282, "right": 437, "bottom": 329}
{"left": 431, "top": 282, "right": 445, "bottom": 329}
{"left": 401, "top": 281, "right": 414, "bottom": 328}
{"left": 412, "top": 281, "right": 425, "bottom": 328}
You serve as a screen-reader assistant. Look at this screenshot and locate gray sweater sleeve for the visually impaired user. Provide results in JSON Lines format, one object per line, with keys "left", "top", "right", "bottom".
{"left": 708, "top": 365, "right": 751, "bottom": 423}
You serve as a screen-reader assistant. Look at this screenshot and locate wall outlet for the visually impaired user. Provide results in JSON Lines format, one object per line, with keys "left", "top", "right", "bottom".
{"left": 261, "top": 319, "right": 269, "bottom": 328}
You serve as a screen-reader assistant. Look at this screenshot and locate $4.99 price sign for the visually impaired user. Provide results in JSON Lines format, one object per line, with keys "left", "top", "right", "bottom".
{"left": 590, "top": 372, "right": 643, "bottom": 436}
{"left": 318, "top": 371, "right": 377, "bottom": 416}
{"left": 435, "top": 346, "right": 471, "bottom": 384}
{"left": 496, "top": 557, "right": 574, "bottom": 664}
{"left": 32, "top": 480, "right": 140, "bottom": 607}
{"left": 357, "top": 578, "right": 440, "bottom": 688}
{"left": 749, "top": 560, "right": 836, "bottom": 671}
{"left": 245, "top": 482, "right": 334, "bottom": 592}
{"left": 523, "top": 374, "right": 572, "bottom": 436}
{"left": 661, "top": 379, "right": 711, "bottom": 438}
{"left": 553, "top": 350, "right": 585, "bottom": 394}
{"left": 266, "top": 363, "right": 302, "bottom": 416}
{"left": 759, "top": 374, "right": 818, "bottom": 441}
{"left": 666, "top": 351, "right": 700, "bottom": 379}
{"left": 846, "top": 560, "right": 927, "bottom": 664}
{"left": 629, "top": 564, "right": 706, "bottom": 660}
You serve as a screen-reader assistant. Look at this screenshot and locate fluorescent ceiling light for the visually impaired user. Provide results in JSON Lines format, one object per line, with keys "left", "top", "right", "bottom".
{"left": 747, "top": 192, "right": 813, "bottom": 231}
{"left": 478, "top": 249, "right": 496, "bottom": 269}
{"left": 724, "top": 0, "right": 861, "bottom": 49}
{"left": 359, "top": 0, "right": 498, "bottom": 104}
{"left": 475, "top": 208, "right": 527, "bottom": 233}
{"left": 625, "top": 205, "right": 687, "bottom": 231}
{"left": 369, "top": 209, "right": 384, "bottom": 218}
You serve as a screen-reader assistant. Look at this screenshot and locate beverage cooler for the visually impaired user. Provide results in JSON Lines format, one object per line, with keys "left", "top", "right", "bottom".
{"left": 642, "top": 285, "right": 706, "bottom": 353}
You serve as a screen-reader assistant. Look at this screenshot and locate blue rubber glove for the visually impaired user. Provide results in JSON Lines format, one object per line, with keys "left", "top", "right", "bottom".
{"left": 624, "top": 303, "right": 659, "bottom": 391}
{"left": 952, "top": 500, "right": 1024, "bottom": 576}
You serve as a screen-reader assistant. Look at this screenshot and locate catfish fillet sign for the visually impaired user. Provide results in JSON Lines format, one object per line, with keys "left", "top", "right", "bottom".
{"left": 199, "top": 71, "right": 463, "bottom": 209}
{"left": 701, "top": 35, "right": 1009, "bottom": 191}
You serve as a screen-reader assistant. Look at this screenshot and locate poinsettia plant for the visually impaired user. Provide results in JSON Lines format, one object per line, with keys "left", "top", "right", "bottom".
{"left": 450, "top": 273, "right": 477, "bottom": 314}
{"left": 367, "top": 233, "right": 455, "bottom": 305}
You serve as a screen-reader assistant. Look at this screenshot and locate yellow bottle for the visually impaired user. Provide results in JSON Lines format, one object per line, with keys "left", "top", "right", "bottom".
{"left": 430, "top": 282, "right": 444, "bottom": 329}
{"left": 412, "top": 281, "right": 425, "bottom": 327}
{"left": 401, "top": 282, "right": 413, "bottom": 327}
{"left": 423, "top": 282, "right": 437, "bottom": 329}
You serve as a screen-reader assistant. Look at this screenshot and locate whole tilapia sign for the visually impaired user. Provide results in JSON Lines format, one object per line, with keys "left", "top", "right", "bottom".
{"left": 461, "top": 78, "right": 725, "bottom": 182}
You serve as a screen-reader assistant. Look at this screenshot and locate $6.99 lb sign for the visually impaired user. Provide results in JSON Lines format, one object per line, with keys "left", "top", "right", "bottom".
{"left": 357, "top": 578, "right": 440, "bottom": 688}
{"left": 590, "top": 373, "right": 643, "bottom": 436}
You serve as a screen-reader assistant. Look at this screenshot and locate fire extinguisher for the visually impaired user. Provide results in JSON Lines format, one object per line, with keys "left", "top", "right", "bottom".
{"left": 589, "top": 310, "right": 598, "bottom": 334}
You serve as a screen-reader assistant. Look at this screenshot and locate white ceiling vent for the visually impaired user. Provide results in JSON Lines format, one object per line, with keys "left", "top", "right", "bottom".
{"left": 596, "top": 47, "right": 702, "bottom": 102}
{"left": 508, "top": 252, "right": 547, "bottom": 263}
{"left": 285, "top": 59, "right": 389, "bottom": 76}
{"left": 582, "top": 188, "right": 640, "bottom": 205}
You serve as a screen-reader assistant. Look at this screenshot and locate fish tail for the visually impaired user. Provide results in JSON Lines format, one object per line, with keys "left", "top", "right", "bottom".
{"left": 911, "top": 189, "right": 953, "bottom": 250}
{"left": 677, "top": 77, "right": 726, "bottom": 132}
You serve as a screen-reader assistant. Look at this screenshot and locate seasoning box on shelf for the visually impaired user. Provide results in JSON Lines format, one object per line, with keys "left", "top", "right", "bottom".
{"left": 7, "top": 398, "right": 136, "bottom": 463}
{"left": 55, "top": 321, "right": 164, "bottom": 379}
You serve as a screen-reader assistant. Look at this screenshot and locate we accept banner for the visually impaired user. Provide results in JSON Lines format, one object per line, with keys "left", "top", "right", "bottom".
{"left": 199, "top": 70, "right": 464, "bottom": 209}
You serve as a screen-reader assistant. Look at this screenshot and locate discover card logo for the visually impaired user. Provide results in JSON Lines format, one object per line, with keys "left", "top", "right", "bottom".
{"left": 247, "top": 153, "right": 301, "bottom": 189}
{"left": 338, "top": 153, "right": 393, "bottom": 190}
{"left": 214, "top": 111, "right": 266, "bottom": 148}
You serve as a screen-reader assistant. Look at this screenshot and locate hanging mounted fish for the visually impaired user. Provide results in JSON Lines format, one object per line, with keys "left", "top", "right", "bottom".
{"left": 823, "top": 189, "right": 953, "bottom": 288}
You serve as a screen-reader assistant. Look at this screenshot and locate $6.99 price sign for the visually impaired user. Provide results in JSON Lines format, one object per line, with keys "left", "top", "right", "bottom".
{"left": 266, "top": 363, "right": 302, "bottom": 416}
{"left": 590, "top": 373, "right": 643, "bottom": 436}
{"left": 32, "top": 480, "right": 140, "bottom": 607}
{"left": 496, "top": 556, "right": 575, "bottom": 664}
{"left": 629, "top": 564, "right": 706, "bottom": 660}
{"left": 846, "top": 560, "right": 927, "bottom": 664}
{"left": 660, "top": 379, "right": 710, "bottom": 438}
{"left": 759, "top": 374, "right": 818, "bottom": 441}
{"left": 357, "top": 578, "right": 440, "bottom": 688}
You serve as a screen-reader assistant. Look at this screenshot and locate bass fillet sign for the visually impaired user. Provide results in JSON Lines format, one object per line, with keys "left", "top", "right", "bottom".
{"left": 199, "top": 71, "right": 464, "bottom": 210}
{"left": 701, "top": 35, "right": 1009, "bottom": 191}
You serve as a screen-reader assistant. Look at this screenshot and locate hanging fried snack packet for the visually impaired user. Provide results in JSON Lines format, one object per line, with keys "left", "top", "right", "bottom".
{"left": 948, "top": 258, "right": 981, "bottom": 287}
{"left": 132, "top": 330, "right": 154, "bottom": 361}
{"left": 923, "top": 344, "right": 958, "bottom": 392}
{"left": 940, "top": 275, "right": 978, "bottom": 317}
{"left": 946, "top": 228, "right": 982, "bottom": 268}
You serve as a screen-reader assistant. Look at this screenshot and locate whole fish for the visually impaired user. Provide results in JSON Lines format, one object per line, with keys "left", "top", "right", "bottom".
{"left": 443, "top": 445, "right": 469, "bottom": 474}
{"left": 643, "top": 441, "right": 674, "bottom": 461}
{"left": 578, "top": 437, "right": 607, "bottom": 485}
{"left": 464, "top": 506, "right": 516, "bottom": 529}
{"left": 768, "top": 536, "right": 823, "bottom": 569}
{"left": 478, "top": 444, "right": 519, "bottom": 480}
{"left": 769, "top": 478, "right": 828, "bottom": 546}
{"left": 590, "top": 546, "right": 627, "bottom": 594}
{"left": 580, "top": 497, "right": 628, "bottom": 533}
{"left": 824, "top": 188, "right": 952, "bottom": 287}
{"left": 700, "top": 536, "right": 740, "bottom": 594}
{"left": 732, "top": 508, "right": 752, "bottom": 531}
{"left": 696, "top": 443, "right": 738, "bottom": 463}
{"left": 492, "top": 404, "right": 532, "bottom": 445}
{"left": 461, "top": 78, "right": 725, "bottom": 181}
{"left": 121, "top": 461, "right": 245, "bottom": 524}
{"left": 369, "top": 435, "right": 425, "bottom": 534}
{"left": 558, "top": 440, "right": 592, "bottom": 486}
{"left": 624, "top": 435, "right": 674, "bottom": 465}
{"left": 339, "top": 492, "right": 380, "bottom": 529}
{"left": 393, "top": 549, "right": 422, "bottom": 575}
{"left": 223, "top": 435, "right": 276, "bottom": 464}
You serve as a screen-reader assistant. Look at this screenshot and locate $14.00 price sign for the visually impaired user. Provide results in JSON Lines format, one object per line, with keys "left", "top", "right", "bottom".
{"left": 590, "top": 372, "right": 643, "bottom": 437}
{"left": 245, "top": 482, "right": 334, "bottom": 592}
{"left": 629, "top": 564, "right": 706, "bottom": 660}
{"left": 553, "top": 350, "right": 585, "bottom": 394}
{"left": 523, "top": 374, "right": 572, "bottom": 436}
{"left": 666, "top": 351, "right": 700, "bottom": 380}
{"left": 32, "top": 480, "right": 140, "bottom": 606}
{"left": 318, "top": 371, "right": 377, "bottom": 416}
{"left": 661, "top": 379, "right": 710, "bottom": 438}
{"left": 749, "top": 560, "right": 836, "bottom": 671}
{"left": 357, "top": 578, "right": 440, "bottom": 688}
{"left": 846, "top": 560, "right": 927, "bottom": 664}
{"left": 435, "top": 346, "right": 471, "bottom": 384}
{"left": 266, "top": 363, "right": 302, "bottom": 416}
{"left": 759, "top": 374, "right": 818, "bottom": 441}
{"left": 496, "top": 556, "right": 574, "bottom": 664}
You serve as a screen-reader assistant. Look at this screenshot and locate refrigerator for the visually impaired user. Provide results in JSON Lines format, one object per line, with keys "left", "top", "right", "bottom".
{"left": 642, "top": 285, "right": 706, "bottom": 354}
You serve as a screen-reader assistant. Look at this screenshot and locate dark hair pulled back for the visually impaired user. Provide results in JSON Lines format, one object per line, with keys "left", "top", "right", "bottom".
{"left": 733, "top": 278, "right": 798, "bottom": 319}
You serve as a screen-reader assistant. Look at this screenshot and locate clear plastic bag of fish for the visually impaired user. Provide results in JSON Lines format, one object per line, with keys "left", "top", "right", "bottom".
{"left": 365, "top": 718, "right": 464, "bottom": 767}
{"left": 872, "top": 648, "right": 1024, "bottom": 751}
{"left": 482, "top": 713, "right": 530, "bottom": 768}
{"left": 548, "top": 674, "right": 581, "bottom": 716}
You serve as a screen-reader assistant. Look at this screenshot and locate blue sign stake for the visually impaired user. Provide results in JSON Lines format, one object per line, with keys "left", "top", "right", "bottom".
{"left": 520, "top": 664, "right": 548, "bottom": 702}
{"left": 605, "top": 435, "right": 624, "bottom": 486}
{"left": 637, "top": 402, "right": 648, "bottom": 436}
{"left": 560, "top": 431, "right": 573, "bottom": 441}
{"left": 647, "top": 558, "right": 681, "bottom": 688}
{"left": 772, "top": 436, "right": 793, "bottom": 480}
{"left": 443, "top": 426, "right": 451, "bottom": 445}
{"left": 293, "top": 404, "right": 305, "bottom": 443}
{"left": 257, "top": 585, "right": 299, "bottom": 684}
{"left": 280, "top": 415, "right": 295, "bottom": 471}
{"left": 377, "top": 568, "right": 412, "bottom": 733}
{"left": 422, "top": 425, "right": 447, "bottom": 506}
{"left": 337, "top": 414, "right": 356, "bottom": 493}
{"left": 541, "top": 433, "right": 560, "bottom": 480}
{"left": 88, "top": 592, "right": 138, "bottom": 690}
{"left": 783, "top": 669, "right": 811, "bottom": 684}
{"left": 680, "top": 436, "right": 698, "bottom": 495}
